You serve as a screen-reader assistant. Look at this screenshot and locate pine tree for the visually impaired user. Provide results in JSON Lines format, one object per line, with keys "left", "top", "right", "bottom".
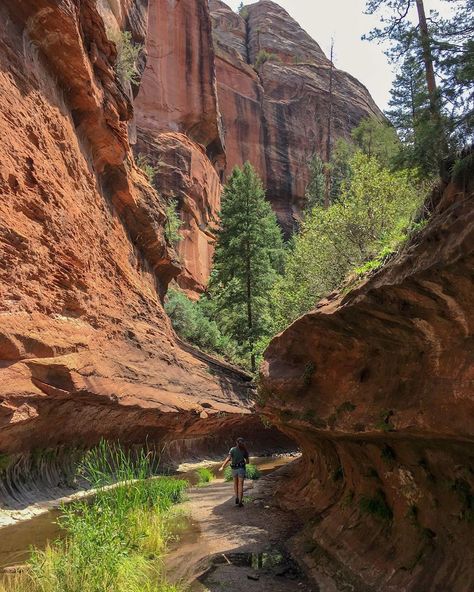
{"left": 364, "top": 0, "right": 449, "bottom": 170}
{"left": 305, "top": 154, "right": 325, "bottom": 212}
{"left": 209, "top": 163, "right": 284, "bottom": 372}
{"left": 385, "top": 55, "right": 443, "bottom": 173}
{"left": 433, "top": 0, "right": 474, "bottom": 146}
{"left": 386, "top": 56, "right": 428, "bottom": 144}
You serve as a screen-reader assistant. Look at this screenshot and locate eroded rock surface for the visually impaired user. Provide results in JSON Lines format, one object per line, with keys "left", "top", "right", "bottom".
{"left": 0, "top": 0, "right": 274, "bottom": 480}
{"left": 210, "top": 0, "right": 383, "bottom": 234}
{"left": 260, "top": 179, "right": 474, "bottom": 591}
{"left": 134, "top": 0, "right": 225, "bottom": 294}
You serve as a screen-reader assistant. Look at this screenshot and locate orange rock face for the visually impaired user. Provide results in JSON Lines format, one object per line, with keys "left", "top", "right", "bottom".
{"left": 133, "top": 0, "right": 226, "bottom": 296}
{"left": 260, "top": 178, "right": 474, "bottom": 591}
{"left": 137, "top": 131, "right": 221, "bottom": 296}
{"left": 134, "top": 0, "right": 224, "bottom": 158}
{"left": 0, "top": 0, "right": 264, "bottom": 464}
{"left": 210, "top": 0, "right": 383, "bottom": 234}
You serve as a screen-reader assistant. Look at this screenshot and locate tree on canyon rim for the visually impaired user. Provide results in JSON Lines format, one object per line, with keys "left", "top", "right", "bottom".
{"left": 365, "top": 0, "right": 474, "bottom": 174}
{"left": 208, "top": 163, "right": 284, "bottom": 372}
{"left": 271, "top": 151, "right": 424, "bottom": 330}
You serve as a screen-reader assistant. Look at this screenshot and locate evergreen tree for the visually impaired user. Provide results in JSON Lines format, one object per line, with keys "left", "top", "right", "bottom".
{"left": 305, "top": 154, "right": 325, "bottom": 212}
{"left": 351, "top": 117, "right": 400, "bottom": 168}
{"left": 209, "top": 163, "right": 284, "bottom": 372}
{"left": 330, "top": 138, "right": 356, "bottom": 202}
{"left": 386, "top": 55, "right": 444, "bottom": 174}
{"left": 433, "top": 0, "right": 474, "bottom": 146}
{"left": 386, "top": 56, "right": 428, "bottom": 144}
{"left": 364, "top": 0, "right": 449, "bottom": 171}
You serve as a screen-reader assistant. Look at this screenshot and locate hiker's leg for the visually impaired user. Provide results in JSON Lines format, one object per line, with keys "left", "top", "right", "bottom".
{"left": 233, "top": 475, "right": 239, "bottom": 498}
{"left": 238, "top": 476, "right": 244, "bottom": 502}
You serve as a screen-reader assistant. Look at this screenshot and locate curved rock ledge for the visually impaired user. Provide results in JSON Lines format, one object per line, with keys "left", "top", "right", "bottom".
{"left": 260, "top": 178, "right": 474, "bottom": 592}
{"left": 0, "top": 0, "right": 292, "bottom": 497}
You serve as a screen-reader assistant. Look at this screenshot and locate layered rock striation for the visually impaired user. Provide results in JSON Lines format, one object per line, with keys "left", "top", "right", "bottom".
{"left": 260, "top": 178, "right": 474, "bottom": 591}
{"left": 0, "top": 0, "right": 285, "bottom": 484}
{"left": 210, "top": 0, "right": 383, "bottom": 234}
{"left": 133, "top": 0, "right": 225, "bottom": 296}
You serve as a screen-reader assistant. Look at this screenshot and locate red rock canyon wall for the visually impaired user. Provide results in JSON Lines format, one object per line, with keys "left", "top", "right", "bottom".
{"left": 260, "top": 177, "right": 474, "bottom": 591}
{"left": 210, "top": 0, "right": 383, "bottom": 234}
{"left": 0, "top": 0, "right": 270, "bottom": 470}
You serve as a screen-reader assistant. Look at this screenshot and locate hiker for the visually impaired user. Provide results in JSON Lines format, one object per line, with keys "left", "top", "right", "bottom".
{"left": 219, "top": 437, "right": 249, "bottom": 507}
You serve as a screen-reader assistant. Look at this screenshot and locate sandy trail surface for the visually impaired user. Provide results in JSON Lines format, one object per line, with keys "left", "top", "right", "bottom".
{"left": 166, "top": 462, "right": 317, "bottom": 592}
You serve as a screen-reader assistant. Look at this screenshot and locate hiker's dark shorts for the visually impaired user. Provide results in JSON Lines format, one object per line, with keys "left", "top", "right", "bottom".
{"left": 232, "top": 467, "right": 246, "bottom": 478}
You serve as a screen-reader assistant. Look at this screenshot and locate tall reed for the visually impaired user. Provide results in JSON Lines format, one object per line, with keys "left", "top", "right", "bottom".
{"left": 0, "top": 440, "right": 187, "bottom": 592}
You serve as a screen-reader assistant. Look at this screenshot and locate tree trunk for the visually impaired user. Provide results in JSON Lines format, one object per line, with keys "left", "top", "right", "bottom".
{"left": 324, "top": 39, "right": 334, "bottom": 208}
{"left": 415, "top": 0, "right": 438, "bottom": 115}
{"left": 245, "top": 190, "right": 255, "bottom": 373}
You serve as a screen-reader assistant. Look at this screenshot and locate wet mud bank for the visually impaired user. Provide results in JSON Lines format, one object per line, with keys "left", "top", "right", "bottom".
{"left": 0, "top": 456, "right": 299, "bottom": 573}
{"left": 165, "top": 458, "right": 364, "bottom": 592}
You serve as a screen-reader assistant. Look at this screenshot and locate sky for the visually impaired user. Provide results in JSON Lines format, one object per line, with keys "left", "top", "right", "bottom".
{"left": 226, "top": 0, "right": 454, "bottom": 111}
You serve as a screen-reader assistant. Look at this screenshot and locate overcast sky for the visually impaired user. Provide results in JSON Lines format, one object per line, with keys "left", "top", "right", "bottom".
{"left": 225, "top": 0, "right": 454, "bottom": 111}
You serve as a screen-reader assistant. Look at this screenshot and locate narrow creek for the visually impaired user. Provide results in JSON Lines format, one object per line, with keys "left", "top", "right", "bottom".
{"left": 0, "top": 455, "right": 297, "bottom": 573}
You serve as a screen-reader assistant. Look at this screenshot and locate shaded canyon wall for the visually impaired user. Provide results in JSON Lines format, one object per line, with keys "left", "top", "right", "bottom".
{"left": 260, "top": 177, "right": 474, "bottom": 591}
{"left": 210, "top": 0, "right": 383, "bottom": 235}
{"left": 0, "top": 0, "right": 290, "bottom": 490}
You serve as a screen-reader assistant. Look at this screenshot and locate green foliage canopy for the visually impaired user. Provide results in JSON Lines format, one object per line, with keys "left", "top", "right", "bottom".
{"left": 209, "top": 162, "right": 285, "bottom": 370}
{"left": 271, "top": 152, "right": 424, "bottom": 330}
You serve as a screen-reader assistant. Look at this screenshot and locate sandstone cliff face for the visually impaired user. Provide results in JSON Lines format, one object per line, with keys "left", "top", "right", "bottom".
{"left": 136, "top": 130, "right": 221, "bottom": 297}
{"left": 134, "top": 0, "right": 225, "bottom": 295}
{"left": 210, "top": 0, "right": 383, "bottom": 234}
{"left": 0, "top": 0, "right": 270, "bottom": 474}
{"left": 130, "top": 0, "right": 384, "bottom": 294}
{"left": 260, "top": 179, "right": 474, "bottom": 591}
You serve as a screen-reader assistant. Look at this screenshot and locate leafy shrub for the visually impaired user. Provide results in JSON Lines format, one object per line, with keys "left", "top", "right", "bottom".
{"left": 109, "top": 30, "right": 142, "bottom": 85}
{"left": 165, "top": 289, "right": 241, "bottom": 365}
{"left": 224, "top": 463, "right": 261, "bottom": 481}
{"left": 164, "top": 199, "right": 183, "bottom": 246}
{"left": 135, "top": 153, "right": 158, "bottom": 184}
{"left": 452, "top": 149, "right": 474, "bottom": 186}
{"left": 254, "top": 49, "right": 281, "bottom": 69}
{"left": 246, "top": 464, "right": 262, "bottom": 480}
{"left": 271, "top": 152, "right": 424, "bottom": 330}
{"left": 196, "top": 467, "right": 214, "bottom": 486}
{"left": 359, "top": 489, "right": 393, "bottom": 521}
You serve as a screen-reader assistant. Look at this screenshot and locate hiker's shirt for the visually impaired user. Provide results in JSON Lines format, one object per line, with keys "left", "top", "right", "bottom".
{"left": 229, "top": 447, "right": 248, "bottom": 469}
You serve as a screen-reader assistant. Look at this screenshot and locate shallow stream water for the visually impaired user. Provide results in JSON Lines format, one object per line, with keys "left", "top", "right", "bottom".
{"left": 0, "top": 455, "right": 297, "bottom": 571}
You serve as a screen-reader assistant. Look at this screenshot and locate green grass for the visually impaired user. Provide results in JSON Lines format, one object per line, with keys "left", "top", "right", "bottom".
{"left": 0, "top": 452, "right": 11, "bottom": 472}
{"left": 224, "top": 463, "right": 262, "bottom": 482}
{"left": 196, "top": 467, "right": 214, "bottom": 486}
{"left": 0, "top": 440, "right": 187, "bottom": 592}
{"left": 359, "top": 489, "right": 393, "bottom": 521}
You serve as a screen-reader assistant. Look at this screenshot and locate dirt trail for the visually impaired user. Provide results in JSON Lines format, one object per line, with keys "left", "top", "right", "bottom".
{"left": 166, "top": 461, "right": 317, "bottom": 592}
